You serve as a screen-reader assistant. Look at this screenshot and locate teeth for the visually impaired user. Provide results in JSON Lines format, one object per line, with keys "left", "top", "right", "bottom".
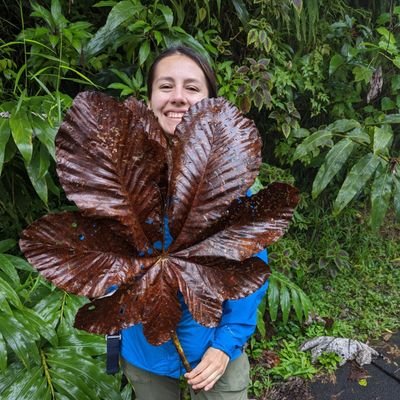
{"left": 166, "top": 112, "right": 185, "bottom": 118}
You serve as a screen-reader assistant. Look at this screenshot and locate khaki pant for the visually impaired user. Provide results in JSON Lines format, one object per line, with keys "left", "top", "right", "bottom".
{"left": 122, "top": 352, "right": 250, "bottom": 400}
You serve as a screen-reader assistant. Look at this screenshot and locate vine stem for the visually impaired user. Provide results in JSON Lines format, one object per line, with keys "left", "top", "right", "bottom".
{"left": 171, "top": 331, "right": 200, "bottom": 395}
{"left": 171, "top": 331, "right": 192, "bottom": 372}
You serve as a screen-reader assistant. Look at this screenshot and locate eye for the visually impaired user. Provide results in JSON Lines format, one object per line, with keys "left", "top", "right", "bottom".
{"left": 159, "top": 84, "right": 172, "bottom": 90}
{"left": 187, "top": 86, "right": 200, "bottom": 92}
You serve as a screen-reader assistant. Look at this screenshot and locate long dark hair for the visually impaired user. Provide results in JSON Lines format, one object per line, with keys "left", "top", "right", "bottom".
{"left": 147, "top": 46, "right": 217, "bottom": 99}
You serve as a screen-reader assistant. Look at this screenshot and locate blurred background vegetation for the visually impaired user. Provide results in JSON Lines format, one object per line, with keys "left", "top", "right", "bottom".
{"left": 0, "top": 1, "right": 399, "bottom": 398}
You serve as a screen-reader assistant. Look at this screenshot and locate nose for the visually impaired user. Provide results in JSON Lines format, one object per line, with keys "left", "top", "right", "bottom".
{"left": 170, "top": 86, "right": 187, "bottom": 105}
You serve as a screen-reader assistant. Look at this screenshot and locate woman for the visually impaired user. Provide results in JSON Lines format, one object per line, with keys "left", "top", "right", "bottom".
{"left": 120, "top": 45, "right": 269, "bottom": 400}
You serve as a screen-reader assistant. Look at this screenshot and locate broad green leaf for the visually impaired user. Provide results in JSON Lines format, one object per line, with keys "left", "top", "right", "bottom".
{"left": 30, "top": 114, "right": 58, "bottom": 160}
{"left": 169, "top": 0, "right": 185, "bottom": 25}
{"left": 0, "top": 117, "right": 11, "bottom": 175}
{"left": 34, "top": 290, "right": 65, "bottom": 327}
{"left": 346, "top": 127, "right": 370, "bottom": 144}
{"left": 312, "top": 138, "right": 356, "bottom": 198}
{"left": 0, "top": 299, "right": 13, "bottom": 315}
{"left": 0, "top": 331, "right": 6, "bottom": 371}
{"left": 45, "top": 173, "right": 61, "bottom": 197}
{"left": 377, "top": 27, "right": 396, "bottom": 43}
{"left": 352, "top": 65, "right": 373, "bottom": 83}
{"left": 381, "top": 97, "right": 396, "bottom": 111}
{"left": 256, "top": 309, "right": 266, "bottom": 338}
{"left": 293, "top": 130, "right": 333, "bottom": 161}
{"left": 280, "top": 284, "right": 291, "bottom": 324}
{"left": 268, "top": 275, "right": 279, "bottom": 321}
{"left": 38, "top": 143, "right": 51, "bottom": 178}
{"left": 51, "top": 369, "right": 98, "bottom": 400}
{"left": 138, "top": 40, "right": 151, "bottom": 66}
{"left": 57, "top": 328, "right": 105, "bottom": 357}
{"left": 127, "top": 20, "right": 149, "bottom": 32}
{"left": 381, "top": 114, "right": 400, "bottom": 124}
{"left": 247, "top": 29, "right": 258, "bottom": 45}
{"left": 110, "top": 68, "right": 133, "bottom": 86}
{"left": 0, "top": 276, "right": 23, "bottom": 309}
{"left": 85, "top": 0, "right": 143, "bottom": 58}
{"left": 0, "top": 366, "right": 48, "bottom": 400}
{"left": 393, "top": 56, "right": 400, "bottom": 69}
{"left": 373, "top": 125, "right": 393, "bottom": 154}
{"left": 47, "top": 352, "right": 120, "bottom": 399}
{"left": 370, "top": 164, "right": 393, "bottom": 229}
{"left": 329, "top": 54, "right": 345, "bottom": 75}
{"left": 0, "top": 253, "right": 20, "bottom": 284}
{"left": 157, "top": 4, "right": 173, "bottom": 28}
{"left": 231, "top": 0, "right": 250, "bottom": 27}
{"left": 51, "top": 0, "right": 63, "bottom": 23}
{"left": 9, "top": 109, "right": 33, "bottom": 163}
{"left": 290, "top": 288, "right": 303, "bottom": 322}
{"left": 14, "top": 308, "right": 58, "bottom": 346}
{"left": 25, "top": 145, "right": 49, "bottom": 204}
{"left": 0, "top": 239, "right": 17, "bottom": 253}
{"left": 121, "top": 383, "right": 133, "bottom": 400}
{"left": 334, "top": 153, "right": 380, "bottom": 214}
{"left": 166, "top": 27, "right": 211, "bottom": 64}
{"left": 1, "top": 254, "right": 35, "bottom": 272}
{"left": 300, "top": 292, "right": 311, "bottom": 319}
{"left": 108, "top": 82, "right": 133, "bottom": 92}
{"left": 26, "top": 150, "right": 48, "bottom": 204}
{"left": 0, "top": 363, "right": 23, "bottom": 392}
{"left": 391, "top": 75, "right": 400, "bottom": 91}
{"left": 256, "top": 296, "right": 267, "bottom": 337}
{"left": 196, "top": 7, "right": 207, "bottom": 25}
{"left": 327, "top": 119, "right": 361, "bottom": 133}
{"left": 0, "top": 314, "right": 38, "bottom": 367}
{"left": 62, "top": 293, "right": 88, "bottom": 328}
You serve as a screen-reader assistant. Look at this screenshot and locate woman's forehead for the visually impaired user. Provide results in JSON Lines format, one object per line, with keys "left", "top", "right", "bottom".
{"left": 154, "top": 54, "right": 205, "bottom": 78}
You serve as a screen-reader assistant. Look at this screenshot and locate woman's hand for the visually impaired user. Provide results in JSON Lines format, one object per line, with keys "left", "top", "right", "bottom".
{"left": 184, "top": 347, "right": 229, "bottom": 391}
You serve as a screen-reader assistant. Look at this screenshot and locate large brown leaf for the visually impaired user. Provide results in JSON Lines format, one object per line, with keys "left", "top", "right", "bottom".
{"left": 19, "top": 212, "right": 157, "bottom": 298}
{"left": 19, "top": 92, "right": 299, "bottom": 346}
{"left": 74, "top": 263, "right": 182, "bottom": 344}
{"left": 74, "top": 256, "right": 270, "bottom": 343}
{"left": 174, "top": 182, "right": 300, "bottom": 261}
{"left": 171, "top": 256, "right": 271, "bottom": 327}
{"left": 167, "top": 97, "right": 262, "bottom": 251}
{"left": 56, "top": 91, "right": 166, "bottom": 251}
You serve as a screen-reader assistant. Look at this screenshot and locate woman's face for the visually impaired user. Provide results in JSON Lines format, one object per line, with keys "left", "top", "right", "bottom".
{"left": 149, "top": 54, "right": 209, "bottom": 135}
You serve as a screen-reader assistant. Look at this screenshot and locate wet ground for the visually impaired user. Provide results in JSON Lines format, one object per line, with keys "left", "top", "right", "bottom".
{"left": 260, "top": 332, "right": 400, "bottom": 400}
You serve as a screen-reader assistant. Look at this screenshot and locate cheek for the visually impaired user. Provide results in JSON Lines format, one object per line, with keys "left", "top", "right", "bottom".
{"left": 148, "top": 94, "right": 165, "bottom": 113}
{"left": 189, "top": 93, "right": 208, "bottom": 106}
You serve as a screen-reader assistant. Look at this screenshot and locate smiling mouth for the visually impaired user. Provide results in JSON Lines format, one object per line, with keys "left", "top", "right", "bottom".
{"left": 166, "top": 112, "right": 186, "bottom": 119}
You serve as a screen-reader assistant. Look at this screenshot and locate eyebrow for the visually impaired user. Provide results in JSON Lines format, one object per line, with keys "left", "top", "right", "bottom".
{"left": 155, "top": 77, "right": 203, "bottom": 85}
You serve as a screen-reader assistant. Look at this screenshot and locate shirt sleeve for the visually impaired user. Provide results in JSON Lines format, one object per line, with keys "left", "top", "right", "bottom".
{"left": 210, "top": 249, "right": 269, "bottom": 358}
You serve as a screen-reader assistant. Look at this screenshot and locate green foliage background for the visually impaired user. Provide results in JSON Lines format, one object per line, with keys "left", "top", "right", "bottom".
{"left": 0, "top": 0, "right": 399, "bottom": 398}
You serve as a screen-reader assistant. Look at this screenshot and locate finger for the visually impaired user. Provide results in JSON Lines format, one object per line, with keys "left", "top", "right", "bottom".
{"left": 185, "top": 359, "right": 212, "bottom": 379}
{"left": 192, "top": 370, "right": 222, "bottom": 391}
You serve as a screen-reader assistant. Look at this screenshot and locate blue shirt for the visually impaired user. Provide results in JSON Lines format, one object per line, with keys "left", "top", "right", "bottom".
{"left": 121, "top": 250, "right": 268, "bottom": 378}
{"left": 121, "top": 188, "right": 269, "bottom": 378}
